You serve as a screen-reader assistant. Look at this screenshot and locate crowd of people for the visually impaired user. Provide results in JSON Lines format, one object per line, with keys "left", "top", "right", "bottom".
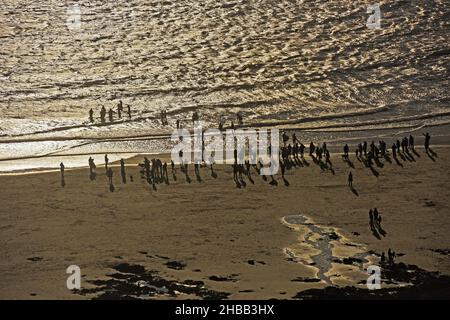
{"left": 58, "top": 124, "right": 435, "bottom": 270}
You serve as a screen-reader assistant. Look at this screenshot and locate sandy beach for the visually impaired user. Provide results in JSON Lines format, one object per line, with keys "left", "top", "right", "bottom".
{"left": 0, "top": 143, "right": 449, "bottom": 300}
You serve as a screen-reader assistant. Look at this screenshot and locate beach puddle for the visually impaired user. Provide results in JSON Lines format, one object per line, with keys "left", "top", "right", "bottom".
{"left": 282, "top": 214, "right": 376, "bottom": 286}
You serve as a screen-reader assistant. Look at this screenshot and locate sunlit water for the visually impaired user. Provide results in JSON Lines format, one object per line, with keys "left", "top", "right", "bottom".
{"left": 0, "top": 0, "right": 449, "bottom": 171}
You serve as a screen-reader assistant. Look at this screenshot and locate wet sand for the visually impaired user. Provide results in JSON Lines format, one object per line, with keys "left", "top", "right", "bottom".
{"left": 0, "top": 146, "right": 449, "bottom": 299}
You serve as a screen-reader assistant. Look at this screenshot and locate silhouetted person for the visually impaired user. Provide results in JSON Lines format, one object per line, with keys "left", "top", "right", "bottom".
{"left": 108, "top": 108, "right": 114, "bottom": 122}
{"left": 388, "top": 248, "right": 396, "bottom": 265}
{"left": 348, "top": 171, "right": 353, "bottom": 187}
{"left": 299, "top": 143, "right": 305, "bottom": 157}
{"left": 60, "top": 162, "right": 65, "bottom": 187}
{"left": 392, "top": 143, "right": 397, "bottom": 158}
{"left": 179, "top": 150, "right": 184, "bottom": 167}
{"left": 194, "top": 162, "right": 200, "bottom": 178}
{"left": 120, "top": 159, "right": 126, "bottom": 183}
{"left": 292, "top": 133, "right": 299, "bottom": 145}
{"left": 423, "top": 132, "right": 431, "bottom": 152}
{"left": 127, "top": 105, "right": 131, "bottom": 119}
{"left": 282, "top": 131, "right": 289, "bottom": 146}
{"left": 89, "top": 108, "right": 94, "bottom": 123}
{"left": 309, "top": 142, "right": 315, "bottom": 156}
{"left": 237, "top": 112, "right": 243, "bottom": 125}
{"left": 88, "top": 156, "right": 96, "bottom": 180}
{"left": 117, "top": 100, "right": 123, "bottom": 118}
{"left": 100, "top": 106, "right": 106, "bottom": 123}
{"left": 104, "top": 154, "right": 109, "bottom": 171}
{"left": 343, "top": 144, "right": 349, "bottom": 159}
{"left": 409, "top": 135, "right": 414, "bottom": 150}
{"left": 325, "top": 150, "right": 332, "bottom": 167}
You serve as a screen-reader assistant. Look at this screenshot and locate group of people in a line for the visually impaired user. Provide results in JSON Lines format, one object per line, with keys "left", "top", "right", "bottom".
{"left": 89, "top": 100, "right": 132, "bottom": 124}
{"left": 138, "top": 157, "right": 170, "bottom": 188}
{"left": 391, "top": 135, "right": 416, "bottom": 159}
{"left": 59, "top": 131, "right": 433, "bottom": 192}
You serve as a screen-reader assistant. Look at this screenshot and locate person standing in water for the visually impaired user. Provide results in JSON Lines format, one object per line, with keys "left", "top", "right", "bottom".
{"left": 117, "top": 100, "right": 123, "bottom": 119}
{"left": 100, "top": 106, "right": 106, "bottom": 123}
{"left": 108, "top": 108, "right": 114, "bottom": 122}
{"left": 127, "top": 105, "right": 132, "bottom": 119}
{"left": 89, "top": 108, "right": 94, "bottom": 123}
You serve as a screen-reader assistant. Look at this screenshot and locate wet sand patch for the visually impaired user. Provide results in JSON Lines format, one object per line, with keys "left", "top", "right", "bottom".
{"left": 76, "top": 262, "right": 230, "bottom": 300}
{"left": 282, "top": 214, "right": 376, "bottom": 285}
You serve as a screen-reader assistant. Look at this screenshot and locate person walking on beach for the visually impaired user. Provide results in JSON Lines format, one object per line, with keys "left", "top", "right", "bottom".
{"left": 348, "top": 171, "right": 353, "bottom": 187}
{"left": 88, "top": 156, "right": 96, "bottom": 180}
{"left": 309, "top": 142, "right": 315, "bottom": 156}
{"left": 325, "top": 149, "right": 332, "bottom": 167}
{"left": 292, "top": 133, "right": 299, "bottom": 145}
{"left": 409, "top": 135, "right": 415, "bottom": 150}
{"left": 171, "top": 160, "right": 176, "bottom": 174}
{"left": 343, "top": 144, "right": 349, "bottom": 159}
{"left": 423, "top": 132, "right": 431, "bottom": 152}
{"left": 89, "top": 108, "right": 94, "bottom": 123}
{"left": 120, "top": 158, "right": 126, "bottom": 184}
{"left": 104, "top": 154, "right": 109, "bottom": 171}
{"left": 60, "top": 162, "right": 65, "bottom": 187}
{"left": 60, "top": 162, "right": 65, "bottom": 176}
{"left": 163, "top": 162, "right": 169, "bottom": 182}
{"left": 392, "top": 143, "right": 397, "bottom": 159}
